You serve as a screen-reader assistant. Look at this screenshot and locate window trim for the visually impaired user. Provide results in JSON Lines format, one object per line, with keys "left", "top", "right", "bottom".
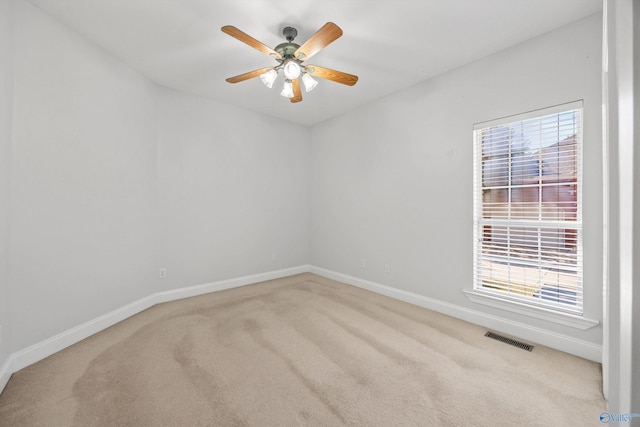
{"left": 462, "top": 289, "right": 599, "bottom": 330}
{"left": 470, "top": 101, "right": 591, "bottom": 322}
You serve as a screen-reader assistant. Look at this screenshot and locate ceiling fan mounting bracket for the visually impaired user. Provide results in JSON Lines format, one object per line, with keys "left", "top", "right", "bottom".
{"left": 282, "top": 26, "right": 298, "bottom": 42}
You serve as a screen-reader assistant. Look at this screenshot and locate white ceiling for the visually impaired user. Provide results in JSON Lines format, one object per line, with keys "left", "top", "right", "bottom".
{"left": 27, "top": 0, "right": 602, "bottom": 126}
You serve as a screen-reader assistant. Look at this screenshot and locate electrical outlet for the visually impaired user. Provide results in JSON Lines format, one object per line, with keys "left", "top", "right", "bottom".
{"left": 159, "top": 268, "right": 167, "bottom": 279}
{"left": 361, "top": 259, "right": 367, "bottom": 268}
{"left": 271, "top": 253, "right": 277, "bottom": 261}
{"left": 384, "top": 264, "right": 391, "bottom": 273}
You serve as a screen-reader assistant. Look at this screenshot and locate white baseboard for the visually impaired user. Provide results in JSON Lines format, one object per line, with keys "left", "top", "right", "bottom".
{"left": 0, "top": 265, "right": 309, "bottom": 393}
{"left": 8, "top": 294, "right": 159, "bottom": 374}
{"left": 0, "top": 357, "right": 11, "bottom": 394}
{"left": 309, "top": 266, "right": 602, "bottom": 363}
{"left": 1, "top": 263, "right": 601, "bottom": 396}
{"left": 153, "top": 265, "right": 310, "bottom": 304}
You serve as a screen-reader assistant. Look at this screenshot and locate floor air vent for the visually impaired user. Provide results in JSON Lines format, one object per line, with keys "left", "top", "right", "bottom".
{"left": 485, "top": 331, "right": 534, "bottom": 352}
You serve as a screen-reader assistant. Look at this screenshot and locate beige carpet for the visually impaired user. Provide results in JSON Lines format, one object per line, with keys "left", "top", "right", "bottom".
{"left": 0, "top": 273, "right": 605, "bottom": 426}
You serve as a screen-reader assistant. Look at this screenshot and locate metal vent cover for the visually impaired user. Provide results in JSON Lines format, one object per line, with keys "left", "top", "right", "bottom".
{"left": 485, "top": 331, "right": 534, "bottom": 352}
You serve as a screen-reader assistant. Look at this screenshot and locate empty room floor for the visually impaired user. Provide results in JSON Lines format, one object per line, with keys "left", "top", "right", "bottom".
{"left": 0, "top": 273, "right": 605, "bottom": 426}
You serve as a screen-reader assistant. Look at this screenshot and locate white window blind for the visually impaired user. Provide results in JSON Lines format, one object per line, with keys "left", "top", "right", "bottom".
{"left": 473, "top": 102, "right": 583, "bottom": 315}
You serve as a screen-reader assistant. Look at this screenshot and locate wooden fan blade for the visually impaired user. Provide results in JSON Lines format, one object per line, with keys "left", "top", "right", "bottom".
{"left": 225, "top": 67, "right": 274, "bottom": 83}
{"left": 294, "top": 22, "right": 342, "bottom": 61}
{"left": 221, "top": 26, "right": 282, "bottom": 59}
{"left": 290, "top": 78, "right": 303, "bottom": 103}
{"left": 306, "top": 65, "right": 358, "bottom": 86}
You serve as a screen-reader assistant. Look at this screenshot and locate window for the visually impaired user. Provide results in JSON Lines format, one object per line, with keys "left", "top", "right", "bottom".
{"left": 473, "top": 102, "right": 583, "bottom": 315}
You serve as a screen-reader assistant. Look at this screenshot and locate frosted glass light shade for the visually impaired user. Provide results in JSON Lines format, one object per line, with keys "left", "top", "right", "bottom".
{"left": 259, "top": 69, "right": 278, "bottom": 88}
{"left": 283, "top": 60, "right": 301, "bottom": 80}
{"left": 301, "top": 73, "right": 318, "bottom": 92}
{"left": 280, "top": 80, "right": 294, "bottom": 98}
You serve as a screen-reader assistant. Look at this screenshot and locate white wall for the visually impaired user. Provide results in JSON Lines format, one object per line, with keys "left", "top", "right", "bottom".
{"left": 156, "top": 89, "right": 309, "bottom": 290}
{"left": 310, "top": 14, "right": 603, "bottom": 347}
{"left": 5, "top": 0, "right": 311, "bottom": 357}
{"left": 0, "top": 0, "right": 13, "bottom": 368}
{"left": 9, "top": 0, "right": 159, "bottom": 352}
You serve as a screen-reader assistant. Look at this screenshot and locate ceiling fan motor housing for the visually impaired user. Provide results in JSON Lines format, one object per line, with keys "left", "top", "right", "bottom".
{"left": 274, "top": 42, "right": 301, "bottom": 58}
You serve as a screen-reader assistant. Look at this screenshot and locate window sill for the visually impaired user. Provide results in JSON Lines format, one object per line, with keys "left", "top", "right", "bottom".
{"left": 462, "top": 289, "right": 600, "bottom": 330}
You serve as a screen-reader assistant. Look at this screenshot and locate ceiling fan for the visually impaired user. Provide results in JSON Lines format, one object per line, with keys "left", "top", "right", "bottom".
{"left": 221, "top": 22, "right": 358, "bottom": 103}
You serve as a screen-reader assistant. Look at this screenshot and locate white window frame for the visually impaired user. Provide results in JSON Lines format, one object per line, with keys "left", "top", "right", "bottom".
{"left": 468, "top": 101, "right": 595, "bottom": 326}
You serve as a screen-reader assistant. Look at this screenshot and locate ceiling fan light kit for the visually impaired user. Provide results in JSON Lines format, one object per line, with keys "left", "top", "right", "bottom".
{"left": 221, "top": 22, "right": 358, "bottom": 103}
{"left": 281, "top": 80, "right": 294, "bottom": 98}
{"left": 283, "top": 59, "right": 302, "bottom": 80}
{"left": 259, "top": 69, "right": 278, "bottom": 88}
{"left": 301, "top": 73, "right": 318, "bottom": 92}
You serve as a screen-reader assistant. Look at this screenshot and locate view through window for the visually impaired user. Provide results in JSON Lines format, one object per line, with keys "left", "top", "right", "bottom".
{"left": 473, "top": 102, "right": 583, "bottom": 315}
